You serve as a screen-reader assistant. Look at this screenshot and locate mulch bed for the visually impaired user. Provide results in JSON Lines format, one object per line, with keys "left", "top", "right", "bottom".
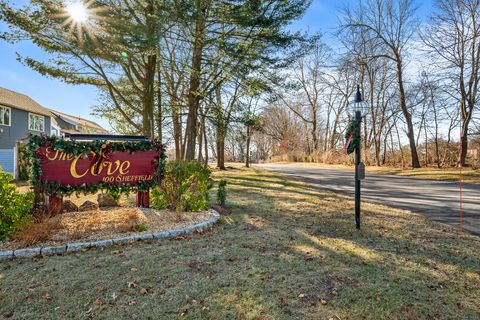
{"left": 0, "top": 207, "right": 213, "bottom": 250}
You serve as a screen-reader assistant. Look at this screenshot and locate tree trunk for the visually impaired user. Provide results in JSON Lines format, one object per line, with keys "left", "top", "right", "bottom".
{"left": 197, "top": 113, "right": 205, "bottom": 162}
{"left": 434, "top": 137, "right": 441, "bottom": 168}
{"left": 458, "top": 98, "right": 474, "bottom": 167}
{"left": 396, "top": 59, "right": 420, "bottom": 168}
{"left": 424, "top": 121, "right": 428, "bottom": 166}
{"left": 156, "top": 58, "right": 162, "bottom": 142}
{"left": 459, "top": 124, "right": 469, "bottom": 167}
{"left": 375, "top": 137, "right": 381, "bottom": 166}
{"left": 203, "top": 119, "right": 209, "bottom": 165}
{"left": 245, "top": 126, "right": 251, "bottom": 168}
{"left": 143, "top": 54, "right": 156, "bottom": 139}
{"left": 172, "top": 101, "right": 182, "bottom": 160}
{"left": 363, "top": 114, "right": 368, "bottom": 165}
{"left": 216, "top": 129, "right": 226, "bottom": 170}
{"left": 184, "top": 2, "right": 206, "bottom": 161}
{"left": 394, "top": 119, "right": 405, "bottom": 168}
{"left": 312, "top": 110, "right": 318, "bottom": 153}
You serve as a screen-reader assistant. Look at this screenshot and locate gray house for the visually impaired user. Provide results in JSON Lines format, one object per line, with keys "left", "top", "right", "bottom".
{"left": 50, "top": 110, "right": 109, "bottom": 136}
{"left": 0, "top": 87, "right": 52, "bottom": 176}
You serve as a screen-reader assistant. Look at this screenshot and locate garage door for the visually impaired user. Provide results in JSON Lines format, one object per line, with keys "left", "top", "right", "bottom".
{"left": 0, "top": 149, "right": 15, "bottom": 174}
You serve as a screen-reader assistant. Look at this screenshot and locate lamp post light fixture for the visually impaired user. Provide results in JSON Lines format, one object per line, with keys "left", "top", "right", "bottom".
{"left": 346, "top": 85, "right": 368, "bottom": 230}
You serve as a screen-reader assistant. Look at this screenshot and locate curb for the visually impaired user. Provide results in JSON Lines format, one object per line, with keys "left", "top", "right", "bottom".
{"left": 0, "top": 209, "right": 220, "bottom": 261}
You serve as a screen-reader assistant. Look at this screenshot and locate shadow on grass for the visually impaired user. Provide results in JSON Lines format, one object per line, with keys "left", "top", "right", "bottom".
{"left": 0, "top": 169, "right": 479, "bottom": 319}
{"left": 222, "top": 170, "right": 480, "bottom": 318}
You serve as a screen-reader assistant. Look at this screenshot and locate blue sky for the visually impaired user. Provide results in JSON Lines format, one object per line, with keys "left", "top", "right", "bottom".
{"left": 0, "top": 0, "right": 434, "bottom": 130}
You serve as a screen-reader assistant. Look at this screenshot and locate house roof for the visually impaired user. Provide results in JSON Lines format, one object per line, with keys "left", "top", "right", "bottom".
{"left": 49, "top": 110, "right": 108, "bottom": 133}
{"left": 0, "top": 87, "right": 52, "bottom": 117}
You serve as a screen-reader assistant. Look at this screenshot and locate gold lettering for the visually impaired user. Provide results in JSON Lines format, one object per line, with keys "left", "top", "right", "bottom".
{"left": 70, "top": 155, "right": 89, "bottom": 178}
{"left": 106, "top": 160, "right": 121, "bottom": 176}
{"left": 119, "top": 161, "right": 131, "bottom": 175}
{"left": 91, "top": 158, "right": 104, "bottom": 176}
{"left": 45, "top": 147, "right": 59, "bottom": 161}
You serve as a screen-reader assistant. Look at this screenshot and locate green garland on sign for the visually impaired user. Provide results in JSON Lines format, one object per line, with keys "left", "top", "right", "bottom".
{"left": 27, "top": 134, "right": 166, "bottom": 197}
{"left": 344, "top": 117, "right": 362, "bottom": 155}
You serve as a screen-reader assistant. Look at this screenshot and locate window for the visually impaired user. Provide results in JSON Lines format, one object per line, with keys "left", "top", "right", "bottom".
{"left": 29, "top": 113, "right": 45, "bottom": 132}
{"left": 0, "top": 106, "right": 11, "bottom": 126}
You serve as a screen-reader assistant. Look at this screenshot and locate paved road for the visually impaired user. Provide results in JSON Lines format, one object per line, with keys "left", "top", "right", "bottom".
{"left": 257, "top": 164, "right": 480, "bottom": 236}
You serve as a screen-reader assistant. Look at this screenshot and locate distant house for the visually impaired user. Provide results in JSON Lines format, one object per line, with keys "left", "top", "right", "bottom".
{"left": 49, "top": 110, "right": 109, "bottom": 136}
{"left": 0, "top": 87, "right": 52, "bottom": 176}
{"left": 0, "top": 87, "right": 108, "bottom": 176}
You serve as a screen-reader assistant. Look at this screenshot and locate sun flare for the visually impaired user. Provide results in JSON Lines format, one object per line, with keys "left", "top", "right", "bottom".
{"left": 66, "top": 1, "right": 89, "bottom": 23}
{"left": 56, "top": 0, "right": 105, "bottom": 44}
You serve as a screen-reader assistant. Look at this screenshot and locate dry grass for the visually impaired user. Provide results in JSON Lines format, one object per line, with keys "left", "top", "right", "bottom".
{"left": 11, "top": 220, "right": 63, "bottom": 247}
{"left": 271, "top": 162, "right": 480, "bottom": 183}
{"left": 1, "top": 207, "right": 212, "bottom": 250}
{"left": 1, "top": 166, "right": 479, "bottom": 319}
{"left": 116, "top": 212, "right": 142, "bottom": 233}
{"left": 366, "top": 166, "right": 480, "bottom": 183}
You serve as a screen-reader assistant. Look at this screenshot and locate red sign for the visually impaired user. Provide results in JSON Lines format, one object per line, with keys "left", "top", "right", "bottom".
{"left": 37, "top": 147, "right": 158, "bottom": 186}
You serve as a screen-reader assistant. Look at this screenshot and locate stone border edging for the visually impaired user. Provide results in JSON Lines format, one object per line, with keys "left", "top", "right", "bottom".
{"left": 0, "top": 209, "right": 220, "bottom": 261}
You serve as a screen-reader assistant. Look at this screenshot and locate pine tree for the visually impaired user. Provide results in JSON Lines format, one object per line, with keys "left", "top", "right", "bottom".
{"left": 0, "top": 0, "right": 169, "bottom": 138}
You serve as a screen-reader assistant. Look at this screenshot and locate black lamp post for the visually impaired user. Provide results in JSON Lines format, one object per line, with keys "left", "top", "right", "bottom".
{"left": 351, "top": 85, "right": 366, "bottom": 230}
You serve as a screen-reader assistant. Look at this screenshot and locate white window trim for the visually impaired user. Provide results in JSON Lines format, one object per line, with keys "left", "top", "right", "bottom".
{"left": 51, "top": 124, "right": 60, "bottom": 136}
{"left": 0, "top": 106, "right": 11, "bottom": 126}
{"left": 28, "top": 113, "right": 45, "bottom": 132}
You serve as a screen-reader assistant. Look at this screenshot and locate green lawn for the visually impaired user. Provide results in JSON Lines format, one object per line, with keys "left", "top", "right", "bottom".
{"left": 1, "top": 167, "right": 479, "bottom": 319}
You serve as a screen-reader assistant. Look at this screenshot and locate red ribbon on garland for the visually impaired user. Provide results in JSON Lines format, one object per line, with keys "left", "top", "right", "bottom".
{"left": 343, "top": 129, "right": 354, "bottom": 155}
{"left": 344, "top": 117, "right": 362, "bottom": 155}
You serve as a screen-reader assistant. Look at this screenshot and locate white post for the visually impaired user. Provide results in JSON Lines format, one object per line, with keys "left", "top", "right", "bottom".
{"left": 13, "top": 143, "right": 18, "bottom": 180}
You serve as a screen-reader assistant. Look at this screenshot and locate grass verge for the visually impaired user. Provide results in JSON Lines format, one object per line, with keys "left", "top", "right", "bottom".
{"left": 275, "top": 162, "right": 480, "bottom": 183}
{"left": 1, "top": 166, "right": 479, "bottom": 319}
{"left": 366, "top": 166, "right": 480, "bottom": 183}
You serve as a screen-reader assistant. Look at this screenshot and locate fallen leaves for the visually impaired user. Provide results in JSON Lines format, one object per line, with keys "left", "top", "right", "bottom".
{"left": 85, "top": 308, "right": 93, "bottom": 320}
{"left": 184, "top": 295, "right": 198, "bottom": 305}
{"left": 260, "top": 274, "right": 272, "bottom": 282}
{"left": 404, "top": 307, "right": 418, "bottom": 320}
{"left": 111, "top": 292, "right": 118, "bottom": 304}
{"left": 227, "top": 256, "right": 237, "bottom": 263}
{"left": 174, "top": 235, "right": 189, "bottom": 241}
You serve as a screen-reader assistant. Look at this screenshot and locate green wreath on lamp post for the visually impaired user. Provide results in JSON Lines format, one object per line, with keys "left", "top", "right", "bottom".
{"left": 344, "top": 117, "right": 362, "bottom": 155}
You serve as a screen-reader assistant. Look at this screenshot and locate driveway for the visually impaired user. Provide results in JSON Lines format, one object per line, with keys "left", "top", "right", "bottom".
{"left": 256, "top": 163, "right": 480, "bottom": 236}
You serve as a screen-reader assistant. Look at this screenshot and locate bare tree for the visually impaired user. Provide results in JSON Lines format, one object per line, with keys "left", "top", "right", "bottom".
{"left": 285, "top": 38, "right": 329, "bottom": 154}
{"left": 341, "top": 0, "right": 422, "bottom": 167}
{"left": 422, "top": 0, "right": 480, "bottom": 167}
